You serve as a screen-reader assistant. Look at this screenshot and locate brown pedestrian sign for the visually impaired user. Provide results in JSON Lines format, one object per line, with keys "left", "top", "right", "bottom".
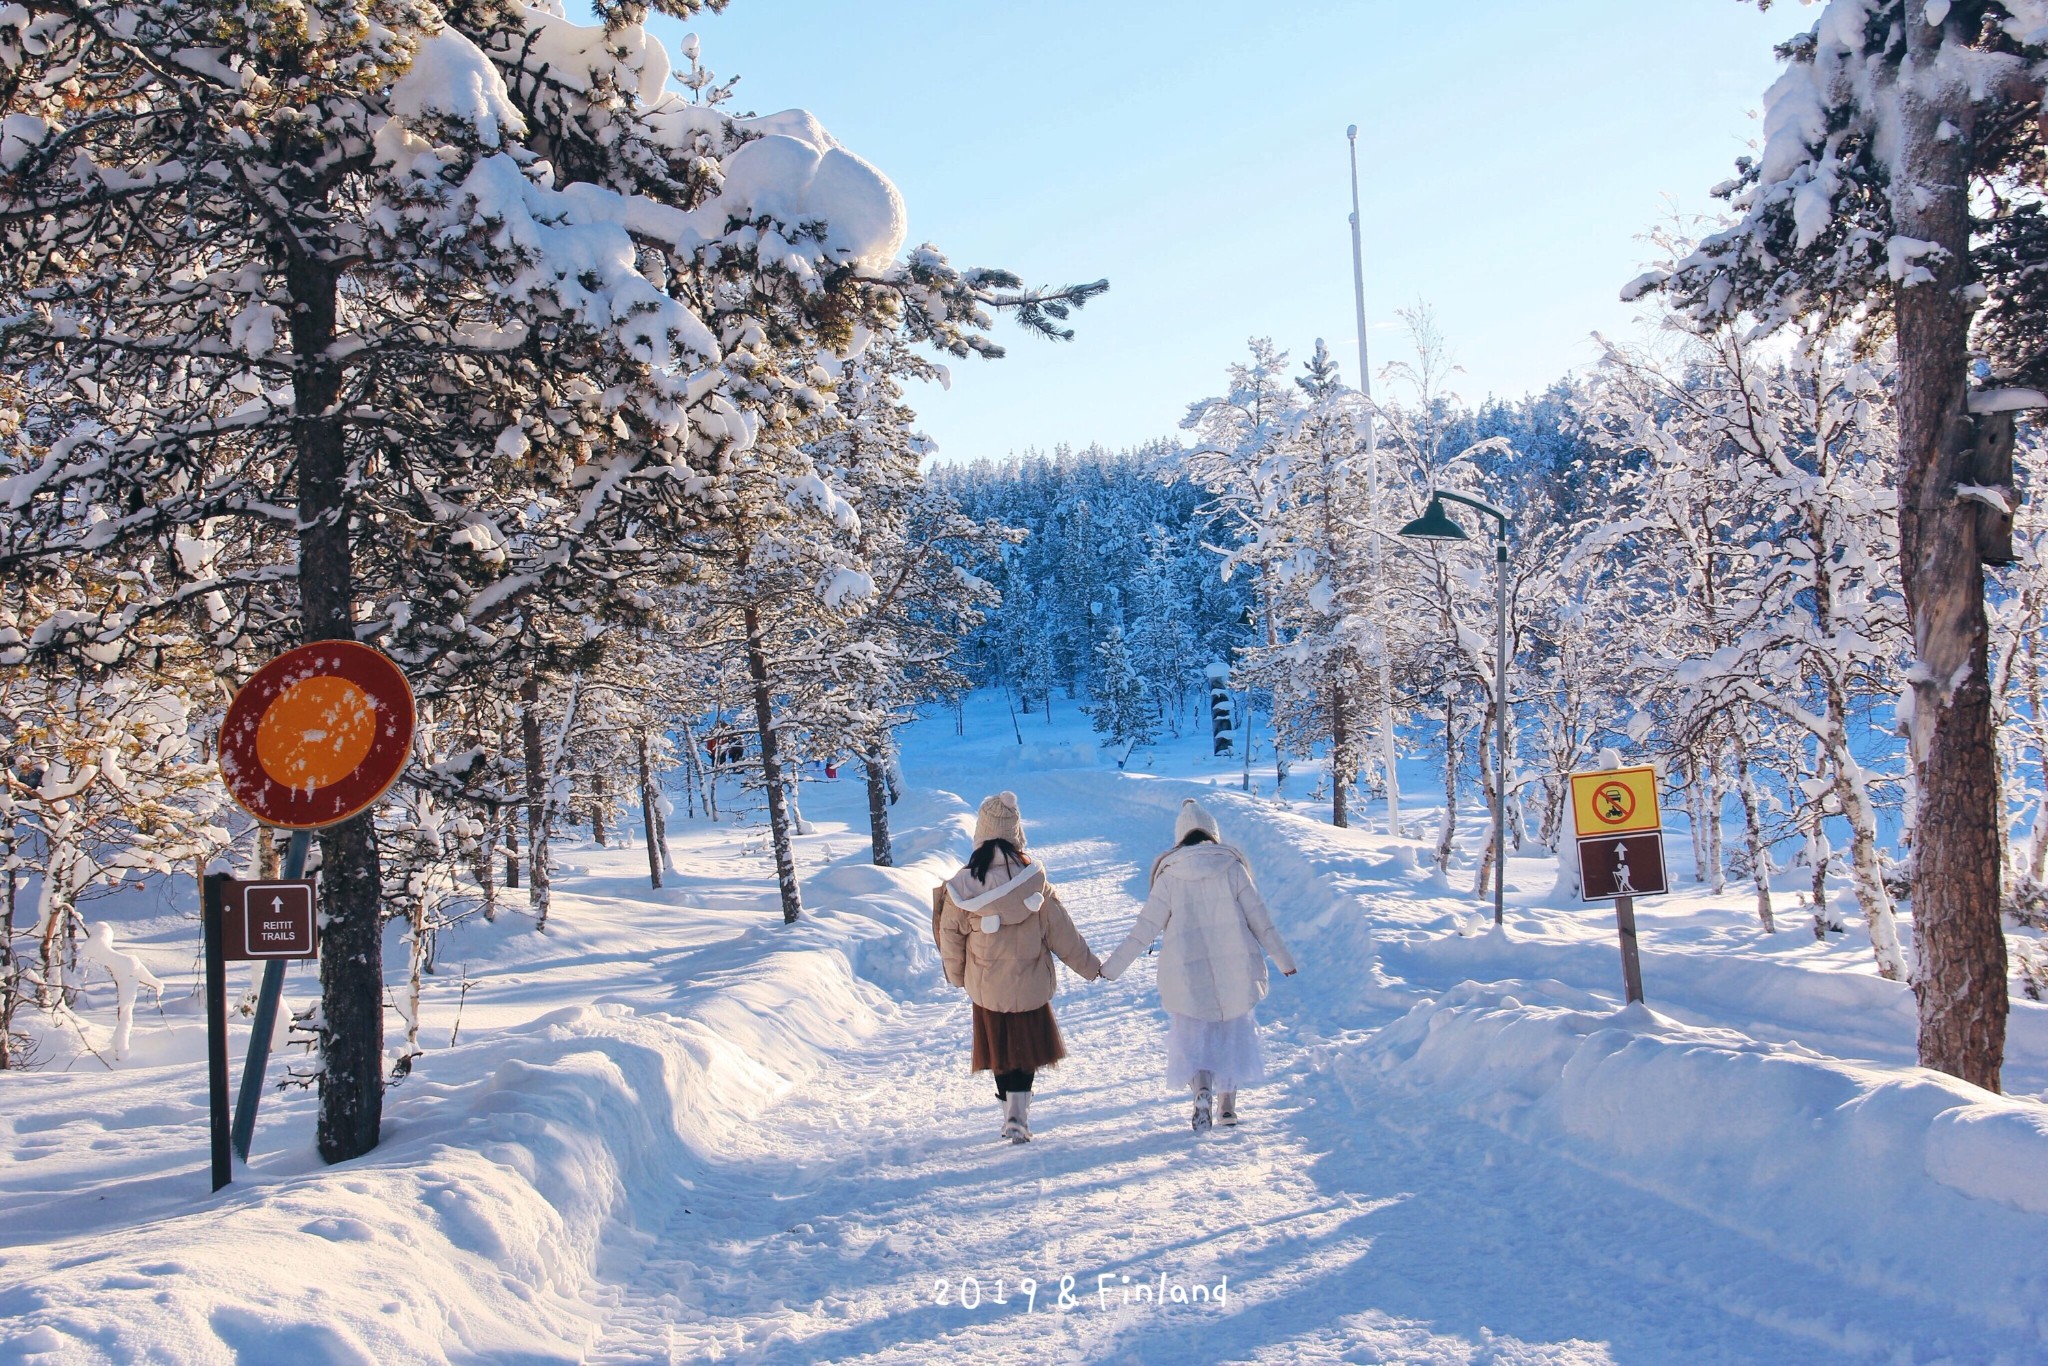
{"left": 219, "top": 879, "right": 318, "bottom": 960}
{"left": 1576, "top": 832, "right": 1670, "bottom": 901}
{"left": 219, "top": 641, "right": 415, "bottom": 830}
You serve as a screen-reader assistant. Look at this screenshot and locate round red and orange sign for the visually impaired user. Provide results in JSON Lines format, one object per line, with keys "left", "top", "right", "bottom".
{"left": 220, "top": 642, "right": 415, "bottom": 829}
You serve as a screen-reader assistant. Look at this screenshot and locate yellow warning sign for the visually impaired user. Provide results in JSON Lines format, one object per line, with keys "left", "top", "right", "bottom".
{"left": 1569, "top": 765, "right": 1661, "bottom": 836}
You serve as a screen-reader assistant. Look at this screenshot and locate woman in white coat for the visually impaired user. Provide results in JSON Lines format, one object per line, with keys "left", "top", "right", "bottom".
{"left": 1100, "top": 797, "right": 1296, "bottom": 1132}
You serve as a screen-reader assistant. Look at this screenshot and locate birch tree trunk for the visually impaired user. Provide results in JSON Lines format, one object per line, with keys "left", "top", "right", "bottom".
{"left": 1822, "top": 679, "right": 1908, "bottom": 979}
{"left": 638, "top": 732, "right": 662, "bottom": 890}
{"left": 1705, "top": 751, "right": 1726, "bottom": 896}
{"left": 1435, "top": 694, "right": 1458, "bottom": 878}
{"left": 1734, "top": 739, "right": 1775, "bottom": 933}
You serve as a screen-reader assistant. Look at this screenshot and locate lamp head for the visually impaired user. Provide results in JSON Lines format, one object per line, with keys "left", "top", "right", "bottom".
{"left": 1347, "top": 124, "right": 1359, "bottom": 140}
{"left": 1398, "top": 495, "right": 1470, "bottom": 543}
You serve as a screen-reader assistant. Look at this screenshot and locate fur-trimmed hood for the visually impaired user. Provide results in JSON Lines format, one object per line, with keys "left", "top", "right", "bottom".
{"left": 945, "top": 861, "right": 1049, "bottom": 933}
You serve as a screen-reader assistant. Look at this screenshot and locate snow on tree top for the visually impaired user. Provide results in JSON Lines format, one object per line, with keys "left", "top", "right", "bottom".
{"left": 519, "top": 4, "right": 672, "bottom": 106}
{"left": 715, "top": 134, "right": 908, "bottom": 269}
{"left": 389, "top": 29, "right": 526, "bottom": 147}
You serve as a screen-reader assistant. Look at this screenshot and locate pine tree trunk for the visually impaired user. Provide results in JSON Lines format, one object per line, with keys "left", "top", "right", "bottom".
{"left": 1895, "top": 10, "right": 2005, "bottom": 1089}
{"left": 522, "top": 675, "right": 551, "bottom": 931}
{"left": 744, "top": 605, "right": 803, "bottom": 923}
{"left": 1734, "top": 740, "right": 1775, "bottom": 933}
{"left": 478, "top": 806, "right": 498, "bottom": 923}
{"left": 503, "top": 723, "right": 521, "bottom": 889}
{"left": 291, "top": 252, "right": 384, "bottom": 1165}
{"left": 866, "top": 743, "right": 893, "bottom": 867}
{"left": 2, "top": 840, "right": 17, "bottom": 1071}
{"left": 592, "top": 771, "right": 606, "bottom": 847}
{"left": 638, "top": 732, "right": 662, "bottom": 890}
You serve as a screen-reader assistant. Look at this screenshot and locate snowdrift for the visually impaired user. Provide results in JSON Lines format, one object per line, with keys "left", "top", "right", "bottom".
{"left": 1356, "top": 984, "right": 2048, "bottom": 1339}
{"left": 0, "top": 797, "right": 966, "bottom": 1363}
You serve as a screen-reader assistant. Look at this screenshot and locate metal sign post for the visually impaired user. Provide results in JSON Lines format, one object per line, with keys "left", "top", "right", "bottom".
{"left": 203, "top": 874, "right": 232, "bottom": 1193}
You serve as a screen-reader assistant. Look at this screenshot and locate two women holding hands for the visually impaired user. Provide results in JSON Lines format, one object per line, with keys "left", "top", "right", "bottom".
{"left": 936, "top": 791, "right": 1297, "bottom": 1143}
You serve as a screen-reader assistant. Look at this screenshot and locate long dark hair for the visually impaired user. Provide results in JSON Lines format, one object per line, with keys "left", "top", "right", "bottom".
{"left": 969, "top": 838, "right": 1027, "bottom": 882}
{"left": 1180, "top": 829, "right": 1215, "bottom": 848}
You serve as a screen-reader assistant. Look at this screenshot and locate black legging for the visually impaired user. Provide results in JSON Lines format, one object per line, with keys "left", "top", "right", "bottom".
{"left": 994, "top": 1068, "right": 1034, "bottom": 1097}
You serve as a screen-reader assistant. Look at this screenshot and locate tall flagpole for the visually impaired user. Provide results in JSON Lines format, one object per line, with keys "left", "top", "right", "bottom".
{"left": 1347, "top": 125, "right": 1401, "bottom": 840}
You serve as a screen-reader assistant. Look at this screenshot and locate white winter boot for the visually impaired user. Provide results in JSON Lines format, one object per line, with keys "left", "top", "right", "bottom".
{"left": 1002, "top": 1090, "right": 1032, "bottom": 1143}
{"left": 1191, "top": 1070, "right": 1214, "bottom": 1134}
{"left": 1218, "top": 1092, "right": 1238, "bottom": 1126}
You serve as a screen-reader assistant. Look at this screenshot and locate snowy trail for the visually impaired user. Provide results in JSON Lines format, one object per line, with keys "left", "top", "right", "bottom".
{"left": 585, "top": 767, "right": 1920, "bottom": 1365}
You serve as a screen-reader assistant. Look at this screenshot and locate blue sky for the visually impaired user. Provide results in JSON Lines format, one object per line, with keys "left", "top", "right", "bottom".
{"left": 641, "top": 2, "right": 1804, "bottom": 465}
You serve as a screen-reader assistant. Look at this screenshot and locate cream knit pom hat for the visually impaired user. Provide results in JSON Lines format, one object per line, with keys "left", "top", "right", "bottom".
{"left": 974, "top": 791, "right": 1027, "bottom": 849}
{"left": 1174, "top": 797, "right": 1222, "bottom": 844}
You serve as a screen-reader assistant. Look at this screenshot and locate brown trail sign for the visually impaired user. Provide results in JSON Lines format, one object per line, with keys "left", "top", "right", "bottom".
{"left": 220, "top": 880, "right": 318, "bottom": 960}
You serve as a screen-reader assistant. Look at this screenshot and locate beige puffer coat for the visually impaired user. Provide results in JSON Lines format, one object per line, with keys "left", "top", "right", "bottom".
{"left": 938, "top": 854, "right": 1102, "bottom": 1012}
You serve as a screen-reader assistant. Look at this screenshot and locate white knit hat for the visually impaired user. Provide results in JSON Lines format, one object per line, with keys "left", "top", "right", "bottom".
{"left": 974, "top": 791, "right": 1027, "bottom": 849}
{"left": 1174, "top": 797, "right": 1221, "bottom": 844}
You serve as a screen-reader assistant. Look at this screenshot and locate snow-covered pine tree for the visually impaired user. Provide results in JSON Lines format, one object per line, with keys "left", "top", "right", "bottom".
{"left": 798, "top": 342, "right": 1013, "bottom": 866}
{"left": 1087, "top": 619, "right": 1156, "bottom": 756}
{"left": 1184, "top": 339, "right": 1307, "bottom": 792}
{"left": 1633, "top": 0, "right": 2046, "bottom": 1090}
{"left": 0, "top": 2, "right": 1101, "bottom": 1152}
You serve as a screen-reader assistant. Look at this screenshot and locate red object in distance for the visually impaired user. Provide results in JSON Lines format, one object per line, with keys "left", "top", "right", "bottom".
{"left": 219, "top": 641, "right": 415, "bottom": 829}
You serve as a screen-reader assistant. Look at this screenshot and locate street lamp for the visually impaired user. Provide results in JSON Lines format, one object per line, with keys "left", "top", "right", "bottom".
{"left": 1400, "top": 490, "right": 1513, "bottom": 928}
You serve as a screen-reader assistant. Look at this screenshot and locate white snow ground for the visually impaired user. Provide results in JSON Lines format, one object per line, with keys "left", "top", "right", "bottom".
{"left": 4, "top": 691, "right": 2048, "bottom": 1363}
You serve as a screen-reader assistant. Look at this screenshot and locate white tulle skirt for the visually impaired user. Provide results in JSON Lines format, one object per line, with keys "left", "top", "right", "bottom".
{"left": 1165, "top": 1011, "right": 1265, "bottom": 1092}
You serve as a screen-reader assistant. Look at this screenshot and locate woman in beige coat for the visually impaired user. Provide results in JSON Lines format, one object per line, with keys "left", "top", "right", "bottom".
{"left": 1101, "top": 797, "right": 1295, "bottom": 1133}
{"left": 938, "top": 792, "right": 1103, "bottom": 1143}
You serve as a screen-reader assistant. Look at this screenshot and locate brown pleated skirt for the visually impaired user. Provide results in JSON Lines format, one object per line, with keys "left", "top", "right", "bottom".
{"left": 971, "top": 1003, "right": 1067, "bottom": 1074}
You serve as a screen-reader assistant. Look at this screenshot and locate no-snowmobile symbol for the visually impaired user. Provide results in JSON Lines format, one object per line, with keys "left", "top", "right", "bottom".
{"left": 1571, "top": 765, "right": 1658, "bottom": 835}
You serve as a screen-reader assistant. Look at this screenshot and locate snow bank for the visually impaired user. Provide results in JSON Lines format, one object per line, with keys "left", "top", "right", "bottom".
{"left": 1355, "top": 983, "right": 2048, "bottom": 1338}
{"left": 0, "top": 810, "right": 964, "bottom": 1363}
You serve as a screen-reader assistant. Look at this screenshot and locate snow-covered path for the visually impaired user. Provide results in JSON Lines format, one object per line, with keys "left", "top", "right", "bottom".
{"left": 585, "top": 767, "right": 1928, "bottom": 1364}
{"left": 8, "top": 698, "right": 2043, "bottom": 1363}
